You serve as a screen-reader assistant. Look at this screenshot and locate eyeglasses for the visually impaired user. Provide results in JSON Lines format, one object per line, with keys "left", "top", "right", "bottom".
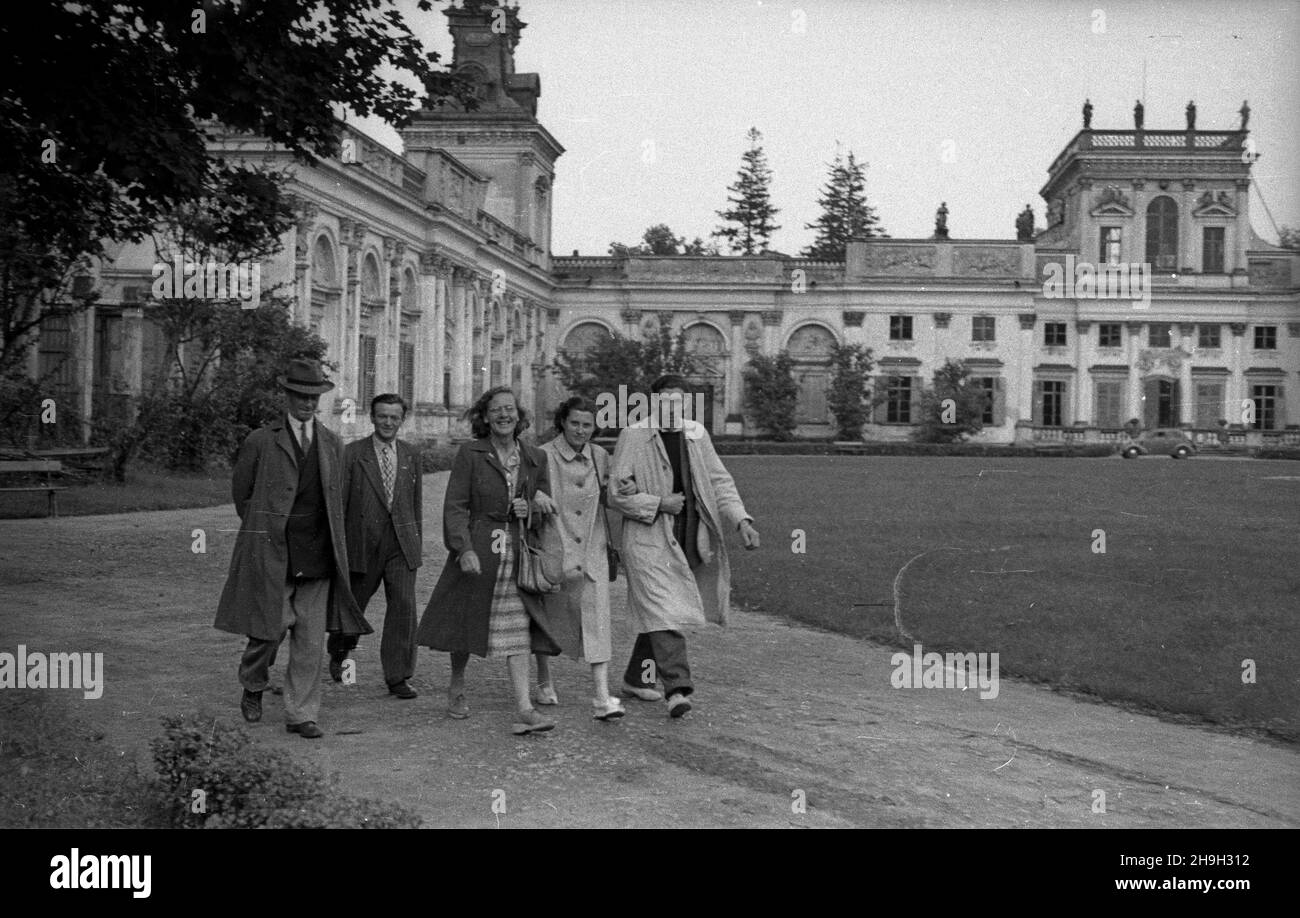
{"left": 487, "top": 406, "right": 517, "bottom": 416}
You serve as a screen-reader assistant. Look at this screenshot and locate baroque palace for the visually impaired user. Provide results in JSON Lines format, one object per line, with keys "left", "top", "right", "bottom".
{"left": 33, "top": 0, "right": 1300, "bottom": 447}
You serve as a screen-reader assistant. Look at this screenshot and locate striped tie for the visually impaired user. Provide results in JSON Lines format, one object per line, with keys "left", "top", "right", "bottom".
{"left": 381, "top": 445, "right": 395, "bottom": 507}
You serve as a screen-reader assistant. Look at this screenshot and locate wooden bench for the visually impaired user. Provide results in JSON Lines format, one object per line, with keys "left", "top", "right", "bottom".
{"left": 0, "top": 460, "right": 68, "bottom": 517}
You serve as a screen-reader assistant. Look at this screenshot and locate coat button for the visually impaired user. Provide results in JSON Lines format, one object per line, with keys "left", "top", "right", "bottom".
{"left": 575, "top": 536, "right": 582, "bottom": 542}
{"left": 576, "top": 564, "right": 582, "bottom": 570}
{"left": 576, "top": 509, "right": 582, "bottom": 515}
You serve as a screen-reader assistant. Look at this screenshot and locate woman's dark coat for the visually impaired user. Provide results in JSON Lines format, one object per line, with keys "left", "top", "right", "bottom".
{"left": 416, "top": 437, "right": 571, "bottom": 657}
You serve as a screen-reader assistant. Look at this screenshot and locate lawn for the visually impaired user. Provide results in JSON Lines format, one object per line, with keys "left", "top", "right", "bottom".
{"left": 724, "top": 455, "right": 1300, "bottom": 742}
{"left": 0, "top": 468, "right": 232, "bottom": 519}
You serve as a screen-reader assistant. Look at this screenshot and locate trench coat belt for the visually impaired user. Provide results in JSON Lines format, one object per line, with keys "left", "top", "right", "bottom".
{"left": 470, "top": 512, "right": 511, "bottom": 524}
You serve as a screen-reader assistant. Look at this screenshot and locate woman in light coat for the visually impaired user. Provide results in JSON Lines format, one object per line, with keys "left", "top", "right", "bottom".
{"left": 533, "top": 396, "right": 625, "bottom": 720}
{"left": 606, "top": 375, "right": 760, "bottom": 718}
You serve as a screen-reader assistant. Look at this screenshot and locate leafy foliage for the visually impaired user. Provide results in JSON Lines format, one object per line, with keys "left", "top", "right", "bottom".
{"left": 0, "top": 0, "right": 473, "bottom": 378}
{"left": 912, "top": 359, "right": 987, "bottom": 443}
{"left": 712, "top": 128, "right": 781, "bottom": 255}
{"left": 551, "top": 317, "right": 699, "bottom": 430}
{"left": 609, "top": 224, "right": 718, "bottom": 256}
{"left": 743, "top": 351, "right": 798, "bottom": 441}
{"left": 826, "top": 343, "right": 874, "bottom": 440}
{"left": 151, "top": 714, "right": 420, "bottom": 829}
{"left": 1278, "top": 225, "right": 1300, "bottom": 251}
{"left": 802, "top": 149, "right": 885, "bottom": 259}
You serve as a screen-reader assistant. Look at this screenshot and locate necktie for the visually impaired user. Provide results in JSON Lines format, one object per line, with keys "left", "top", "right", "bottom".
{"left": 300, "top": 421, "right": 311, "bottom": 454}
{"left": 381, "top": 445, "right": 394, "bottom": 507}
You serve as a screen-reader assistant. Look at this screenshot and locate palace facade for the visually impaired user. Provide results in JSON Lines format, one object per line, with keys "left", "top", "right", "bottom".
{"left": 30, "top": 0, "right": 1300, "bottom": 448}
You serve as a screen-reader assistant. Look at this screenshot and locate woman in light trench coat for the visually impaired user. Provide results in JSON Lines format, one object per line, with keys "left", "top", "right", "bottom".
{"left": 605, "top": 375, "right": 761, "bottom": 718}
{"left": 533, "top": 396, "right": 626, "bottom": 721}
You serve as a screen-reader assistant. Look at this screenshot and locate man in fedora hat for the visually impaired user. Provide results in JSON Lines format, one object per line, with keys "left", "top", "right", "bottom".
{"left": 215, "top": 357, "right": 371, "bottom": 739}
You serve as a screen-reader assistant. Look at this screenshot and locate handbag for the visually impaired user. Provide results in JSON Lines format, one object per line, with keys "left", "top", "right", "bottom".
{"left": 516, "top": 499, "right": 563, "bottom": 595}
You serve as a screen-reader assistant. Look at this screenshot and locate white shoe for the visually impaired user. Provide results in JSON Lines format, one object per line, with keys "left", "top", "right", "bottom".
{"left": 621, "top": 681, "right": 663, "bottom": 702}
{"left": 532, "top": 683, "right": 559, "bottom": 706}
{"left": 592, "top": 697, "right": 626, "bottom": 721}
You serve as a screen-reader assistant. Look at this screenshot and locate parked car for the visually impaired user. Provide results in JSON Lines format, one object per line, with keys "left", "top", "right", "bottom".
{"left": 1121, "top": 428, "right": 1197, "bottom": 459}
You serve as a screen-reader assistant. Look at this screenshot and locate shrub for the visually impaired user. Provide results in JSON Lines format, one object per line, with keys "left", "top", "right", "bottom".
{"left": 743, "top": 351, "right": 798, "bottom": 441}
{"left": 827, "top": 343, "right": 874, "bottom": 440}
{"left": 418, "top": 442, "right": 461, "bottom": 474}
{"left": 150, "top": 714, "right": 420, "bottom": 829}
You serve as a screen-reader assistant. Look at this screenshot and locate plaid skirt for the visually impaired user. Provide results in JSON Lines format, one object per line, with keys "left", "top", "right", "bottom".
{"left": 486, "top": 531, "right": 530, "bottom": 658}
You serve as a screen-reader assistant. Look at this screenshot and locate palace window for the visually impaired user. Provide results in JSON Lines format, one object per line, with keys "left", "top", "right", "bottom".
{"left": 1145, "top": 196, "right": 1179, "bottom": 270}
{"left": 1094, "top": 379, "right": 1125, "bottom": 428}
{"left": 1197, "top": 324, "right": 1221, "bottom": 349}
{"left": 1253, "top": 326, "right": 1277, "bottom": 350}
{"left": 1100, "top": 227, "right": 1122, "bottom": 265}
{"left": 1037, "top": 379, "right": 1066, "bottom": 427}
{"left": 1202, "top": 227, "right": 1225, "bottom": 274}
{"left": 1097, "top": 323, "right": 1122, "bottom": 348}
{"left": 972, "top": 316, "right": 996, "bottom": 343}
{"left": 398, "top": 339, "right": 415, "bottom": 407}
{"left": 359, "top": 335, "right": 377, "bottom": 410}
{"left": 889, "top": 315, "right": 913, "bottom": 341}
{"left": 1148, "top": 323, "right": 1172, "bottom": 348}
{"left": 885, "top": 376, "right": 913, "bottom": 423}
{"left": 974, "top": 376, "right": 997, "bottom": 425}
{"left": 1044, "top": 322, "right": 1067, "bottom": 347}
{"left": 1249, "top": 384, "right": 1280, "bottom": 430}
{"left": 1194, "top": 381, "right": 1223, "bottom": 428}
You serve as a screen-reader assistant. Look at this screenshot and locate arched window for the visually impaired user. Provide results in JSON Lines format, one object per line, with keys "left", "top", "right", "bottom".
{"left": 561, "top": 321, "right": 612, "bottom": 358}
{"left": 1146, "top": 196, "right": 1178, "bottom": 270}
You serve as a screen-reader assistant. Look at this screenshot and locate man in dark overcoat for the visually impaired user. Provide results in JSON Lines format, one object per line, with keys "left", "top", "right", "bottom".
{"left": 327, "top": 393, "right": 423, "bottom": 698}
{"left": 214, "top": 358, "right": 370, "bottom": 739}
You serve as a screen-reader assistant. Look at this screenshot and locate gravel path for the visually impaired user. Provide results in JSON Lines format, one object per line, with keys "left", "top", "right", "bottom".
{"left": 1, "top": 472, "right": 1295, "bottom": 828}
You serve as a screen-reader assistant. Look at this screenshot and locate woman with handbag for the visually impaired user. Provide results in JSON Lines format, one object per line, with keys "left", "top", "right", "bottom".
{"left": 415, "top": 386, "right": 566, "bottom": 735}
{"left": 533, "top": 396, "right": 626, "bottom": 721}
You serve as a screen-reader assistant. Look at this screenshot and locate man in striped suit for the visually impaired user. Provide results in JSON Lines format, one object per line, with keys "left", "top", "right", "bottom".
{"left": 328, "top": 393, "right": 423, "bottom": 698}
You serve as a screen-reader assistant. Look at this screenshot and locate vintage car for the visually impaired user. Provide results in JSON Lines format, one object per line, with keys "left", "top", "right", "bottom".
{"left": 1121, "top": 428, "right": 1197, "bottom": 459}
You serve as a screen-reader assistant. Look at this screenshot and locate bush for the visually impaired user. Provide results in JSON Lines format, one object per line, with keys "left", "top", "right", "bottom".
{"left": 150, "top": 714, "right": 420, "bottom": 829}
{"left": 743, "top": 351, "right": 798, "bottom": 441}
{"left": 827, "top": 343, "right": 874, "bottom": 440}
{"left": 418, "top": 442, "right": 461, "bottom": 473}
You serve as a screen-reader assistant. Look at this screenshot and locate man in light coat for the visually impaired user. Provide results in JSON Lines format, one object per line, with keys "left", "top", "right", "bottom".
{"left": 214, "top": 358, "right": 370, "bottom": 739}
{"left": 607, "top": 374, "right": 760, "bottom": 717}
{"left": 328, "top": 393, "right": 423, "bottom": 698}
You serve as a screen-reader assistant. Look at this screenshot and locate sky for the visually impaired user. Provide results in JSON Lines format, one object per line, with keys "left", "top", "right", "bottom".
{"left": 353, "top": 0, "right": 1300, "bottom": 256}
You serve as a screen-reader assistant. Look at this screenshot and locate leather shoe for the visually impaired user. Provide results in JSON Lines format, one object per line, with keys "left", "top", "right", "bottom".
{"left": 388, "top": 680, "right": 418, "bottom": 699}
{"left": 240, "top": 689, "right": 262, "bottom": 723}
{"left": 621, "top": 681, "right": 663, "bottom": 702}
{"left": 286, "top": 721, "right": 324, "bottom": 739}
{"left": 328, "top": 655, "right": 345, "bottom": 683}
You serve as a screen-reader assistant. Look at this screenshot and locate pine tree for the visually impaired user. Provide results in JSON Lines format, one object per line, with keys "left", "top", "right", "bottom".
{"left": 802, "top": 149, "right": 884, "bottom": 260}
{"left": 712, "top": 128, "right": 781, "bottom": 255}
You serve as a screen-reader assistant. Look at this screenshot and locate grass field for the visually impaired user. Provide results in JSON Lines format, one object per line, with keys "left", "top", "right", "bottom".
{"left": 0, "top": 468, "right": 232, "bottom": 519}
{"left": 724, "top": 455, "right": 1300, "bottom": 742}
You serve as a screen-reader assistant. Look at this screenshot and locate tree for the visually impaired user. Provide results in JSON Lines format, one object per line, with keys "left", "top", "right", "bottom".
{"left": 551, "top": 316, "right": 699, "bottom": 431}
{"left": 912, "top": 359, "right": 987, "bottom": 443}
{"left": 0, "top": 0, "right": 473, "bottom": 379}
{"left": 826, "top": 343, "right": 874, "bottom": 440}
{"left": 713, "top": 128, "right": 781, "bottom": 255}
{"left": 608, "top": 224, "right": 719, "bottom": 256}
{"left": 1278, "top": 225, "right": 1300, "bottom": 251}
{"left": 743, "top": 352, "right": 798, "bottom": 441}
{"left": 802, "top": 149, "right": 885, "bottom": 259}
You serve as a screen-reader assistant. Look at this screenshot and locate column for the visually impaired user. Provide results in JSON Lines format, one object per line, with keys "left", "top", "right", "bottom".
{"left": 453, "top": 267, "right": 472, "bottom": 406}
{"left": 121, "top": 306, "right": 144, "bottom": 425}
{"left": 78, "top": 305, "right": 96, "bottom": 444}
{"left": 385, "top": 239, "right": 405, "bottom": 395}
{"left": 1179, "top": 179, "right": 1196, "bottom": 274}
{"left": 1178, "top": 323, "right": 1195, "bottom": 425}
{"left": 1232, "top": 179, "right": 1250, "bottom": 276}
{"left": 1229, "top": 323, "right": 1247, "bottom": 422}
{"left": 726, "top": 310, "right": 746, "bottom": 432}
{"left": 418, "top": 252, "right": 443, "bottom": 409}
{"left": 290, "top": 199, "right": 317, "bottom": 327}
{"left": 1016, "top": 313, "right": 1037, "bottom": 422}
{"left": 1074, "top": 320, "right": 1091, "bottom": 424}
{"left": 1126, "top": 321, "right": 1144, "bottom": 422}
{"left": 762, "top": 310, "right": 783, "bottom": 355}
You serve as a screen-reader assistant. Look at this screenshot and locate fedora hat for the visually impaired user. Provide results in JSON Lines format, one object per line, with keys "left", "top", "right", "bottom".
{"left": 277, "top": 358, "right": 335, "bottom": 395}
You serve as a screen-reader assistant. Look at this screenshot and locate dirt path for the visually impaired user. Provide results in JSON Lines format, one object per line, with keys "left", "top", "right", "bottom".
{"left": 1, "top": 472, "right": 1296, "bottom": 828}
